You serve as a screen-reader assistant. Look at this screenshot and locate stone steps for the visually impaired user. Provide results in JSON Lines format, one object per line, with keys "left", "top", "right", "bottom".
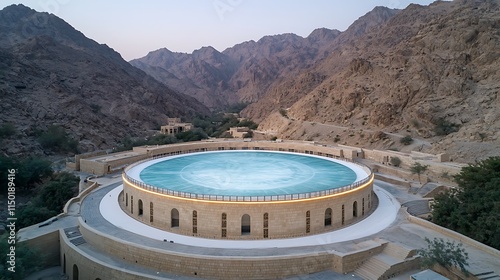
{"left": 354, "top": 242, "right": 417, "bottom": 280}
{"left": 383, "top": 242, "right": 416, "bottom": 259}
{"left": 355, "top": 256, "right": 392, "bottom": 280}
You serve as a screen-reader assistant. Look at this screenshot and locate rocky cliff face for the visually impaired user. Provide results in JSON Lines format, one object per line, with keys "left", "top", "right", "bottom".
{"left": 249, "top": 0, "right": 500, "bottom": 162}
{"left": 0, "top": 4, "right": 209, "bottom": 156}
{"left": 130, "top": 29, "right": 341, "bottom": 109}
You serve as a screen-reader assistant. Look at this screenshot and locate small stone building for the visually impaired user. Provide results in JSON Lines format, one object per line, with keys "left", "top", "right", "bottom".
{"left": 229, "top": 127, "right": 250, "bottom": 138}
{"left": 160, "top": 118, "right": 192, "bottom": 135}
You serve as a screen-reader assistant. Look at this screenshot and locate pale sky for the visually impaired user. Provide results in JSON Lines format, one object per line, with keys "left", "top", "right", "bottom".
{"left": 1, "top": 0, "right": 439, "bottom": 60}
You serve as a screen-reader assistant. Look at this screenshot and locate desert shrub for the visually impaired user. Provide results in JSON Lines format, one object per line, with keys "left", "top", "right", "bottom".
{"left": 37, "top": 125, "right": 78, "bottom": 153}
{"left": 434, "top": 118, "right": 459, "bottom": 136}
{"left": 90, "top": 103, "right": 101, "bottom": 113}
{"left": 400, "top": 135, "right": 413, "bottom": 145}
{"left": 0, "top": 123, "right": 16, "bottom": 138}
{"left": 279, "top": 108, "right": 288, "bottom": 118}
{"left": 243, "top": 131, "right": 253, "bottom": 138}
{"left": 390, "top": 157, "right": 402, "bottom": 167}
{"left": 410, "top": 119, "right": 420, "bottom": 128}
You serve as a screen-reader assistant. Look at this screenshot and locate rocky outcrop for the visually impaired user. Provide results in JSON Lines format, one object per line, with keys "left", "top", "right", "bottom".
{"left": 0, "top": 4, "right": 209, "bottom": 156}
{"left": 248, "top": 1, "right": 500, "bottom": 162}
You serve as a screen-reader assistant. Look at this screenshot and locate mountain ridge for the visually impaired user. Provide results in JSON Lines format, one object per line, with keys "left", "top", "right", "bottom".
{"left": 247, "top": 0, "right": 500, "bottom": 162}
{"left": 0, "top": 4, "right": 209, "bottom": 156}
{"left": 130, "top": 25, "right": 345, "bottom": 109}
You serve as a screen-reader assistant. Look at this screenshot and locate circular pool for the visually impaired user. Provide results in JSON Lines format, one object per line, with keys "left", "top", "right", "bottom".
{"left": 122, "top": 143, "right": 374, "bottom": 239}
{"left": 135, "top": 151, "right": 358, "bottom": 196}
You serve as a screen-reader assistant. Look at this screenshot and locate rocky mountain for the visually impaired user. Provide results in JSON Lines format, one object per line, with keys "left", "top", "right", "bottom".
{"left": 0, "top": 4, "right": 209, "bottom": 156}
{"left": 130, "top": 29, "right": 342, "bottom": 109}
{"left": 244, "top": 0, "right": 500, "bottom": 162}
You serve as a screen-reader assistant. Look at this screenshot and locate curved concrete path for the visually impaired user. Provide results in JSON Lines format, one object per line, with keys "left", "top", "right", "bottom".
{"left": 99, "top": 184, "right": 400, "bottom": 249}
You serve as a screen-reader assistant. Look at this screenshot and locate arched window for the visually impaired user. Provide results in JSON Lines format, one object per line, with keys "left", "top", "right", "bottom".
{"left": 241, "top": 214, "right": 251, "bottom": 235}
{"left": 150, "top": 202, "right": 154, "bottom": 223}
{"left": 341, "top": 204, "right": 345, "bottom": 225}
{"left": 73, "top": 264, "right": 79, "bottom": 280}
{"left": 353, "top": 201, "right": 358, "bottom": 217}
{"left": 221, "top": 213, "right": 227, "bottom": 238}
{"left": 306, "top": 211, "right": 311, "bottom": 233}
{"left": 130, "top": 196, "right": 133, "bottom": 214}
{"left": 138, "top": 199, "right": 143, "bottom": 216}
{"left": 263, "top": 213, "right": 269, "bottom": 238}
{"left": 125, "top": 193, "right": 128, "bottom": 206}
{"left": 192, "top": 210, "right": 198, "bottom": 234}
{"left": 171, "top": 208, "right": 179, "bottom": 228}
{"left": 325, "top": 208, "right": 332, "bottom": 226}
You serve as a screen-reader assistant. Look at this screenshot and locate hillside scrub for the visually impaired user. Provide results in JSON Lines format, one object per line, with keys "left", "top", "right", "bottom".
{"left": 16, "top": 172, "right": 79, "bottom": 229}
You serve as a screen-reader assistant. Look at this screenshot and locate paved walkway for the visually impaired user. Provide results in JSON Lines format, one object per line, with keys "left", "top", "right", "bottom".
{"left": 98, "top": 184, "right": 399, "bottom": 249}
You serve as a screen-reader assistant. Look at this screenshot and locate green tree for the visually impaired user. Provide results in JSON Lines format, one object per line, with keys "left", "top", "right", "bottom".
{"left": 16, "top": 172, "right": 78, "bottom": 228}
{"left": 16, "top": 203, "right": 58, "bottom": 229}
{"left": 238, "top": 119, "right": 258, "bottom": 129}
{"left": 38, "top": 172, "right": 79, "bottom": 212}
{"left": 0, "top": 156, "right": 53, "bottom": 194}
{"left": 417, "top": 237, "right": 469, "bottom": 274}
{"left": 0, "top": 234, "right": 44, "bottom": 279}
{"left": 176, "top": 128, "right": 208, "bottom": 142}
{"left": 410, "top": 162, "right": 428, "bottom": 183}
{"left": 431, "top": 157, "right": 500, "bottom": 249}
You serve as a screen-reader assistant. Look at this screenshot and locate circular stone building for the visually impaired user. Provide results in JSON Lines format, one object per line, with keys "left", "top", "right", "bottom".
{"left": 122, "top": 144, "right": 374, "bottom": 240}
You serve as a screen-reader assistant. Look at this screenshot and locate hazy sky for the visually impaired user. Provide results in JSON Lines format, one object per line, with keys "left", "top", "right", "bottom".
{"left": 2, "top": 0, "right": 438, "bottom": 60}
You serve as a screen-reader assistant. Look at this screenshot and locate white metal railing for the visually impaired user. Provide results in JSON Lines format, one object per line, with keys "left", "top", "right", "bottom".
{"left": 123, "top": 145, "right": 373, "bottom": 202}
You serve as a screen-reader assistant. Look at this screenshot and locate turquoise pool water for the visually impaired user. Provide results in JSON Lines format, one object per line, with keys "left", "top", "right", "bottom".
{"left": 138, "top": 151, "right": 357, "bottom": 196}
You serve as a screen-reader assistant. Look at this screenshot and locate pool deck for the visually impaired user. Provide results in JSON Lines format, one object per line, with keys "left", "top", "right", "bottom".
{"left": 99, "top": 184, "right": 398, "bottom": 249}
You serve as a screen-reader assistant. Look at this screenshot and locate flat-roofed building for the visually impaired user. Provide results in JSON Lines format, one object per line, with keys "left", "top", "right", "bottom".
{"left": 229, "top": 127, "right": 250, "bottom": 138}
{"left": 160, "top": 118, "right": 192, "bottom": 135}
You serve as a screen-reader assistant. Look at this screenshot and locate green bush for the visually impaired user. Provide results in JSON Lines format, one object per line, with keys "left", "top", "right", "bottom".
{"left": 400, "top": 135, "right": 413, "bottom": 145}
